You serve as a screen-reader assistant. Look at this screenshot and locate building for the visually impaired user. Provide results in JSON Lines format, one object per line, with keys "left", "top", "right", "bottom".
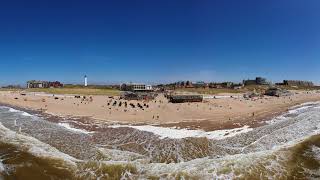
{"left": 120, "top": 83, "right": 153, "bottom": 92}
{"left": 174, "top": 81, "right": 193, "bottom": 88}
{"left": 208, "top": 82, "right": 242, "bottom": 89}
{"left": 27, "top": 80, "right": 49, "bottom": 88}
{"left": 280, "top": 80, "right": 314, "bottom": 87}
{"left": 193, "top": 81, "right": 208, "bottom": 88}
{"left": 48, "top": 81, "right": 64, "bottom": 88}
{"left": 220, "top": 82, "right": 233, "bottom": 88}
{"left": 243, "top": 77, "right": 269, "bottom": 86}
{"left": 232, "top": 84, "right": 244, "bottom": 89}
{"left": 27, "top": 80, "right": 63, "bottom": 88}
{"left": 84, "top": 75, "right": 88, "bottom": 87}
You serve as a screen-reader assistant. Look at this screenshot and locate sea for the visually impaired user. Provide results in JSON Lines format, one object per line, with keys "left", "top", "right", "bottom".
{"left": 0, "top": 101, "right": 320, "bottom": 179}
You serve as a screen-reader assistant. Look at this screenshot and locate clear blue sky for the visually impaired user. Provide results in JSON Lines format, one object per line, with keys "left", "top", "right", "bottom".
{"left": 1, "top": 0, "right": 320, "bottom": 86}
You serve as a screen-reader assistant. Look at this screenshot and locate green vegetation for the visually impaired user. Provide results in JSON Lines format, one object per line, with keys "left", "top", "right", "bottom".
{"left": 148, "top": 176, "right": 160, "bottom": 180}
{"left": 63, "top": 84, "right": 118, "bottom": 89}
{"left": 0, "top": 88, "right": 23, "bottom": 92}
{"left": 26, "top": 88, "right": 120, "bottom": 96}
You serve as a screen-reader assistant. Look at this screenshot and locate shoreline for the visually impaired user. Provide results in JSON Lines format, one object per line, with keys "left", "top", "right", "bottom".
{"left": 1, "top": 90, "right": 320, "bottom": 132}
{"left": 1, "top": 100, "right": 319, "bottom": 142}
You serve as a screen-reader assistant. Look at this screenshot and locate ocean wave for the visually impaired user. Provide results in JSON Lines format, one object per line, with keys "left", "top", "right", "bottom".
{"left": 58, "top": 122, "right": 93, "bottom": 134}
{"left": 109, "top": 125, "right": 253, "bottom": 140}
{"left": 266, "top": 101, "right": 320, "bottom": 125}
{"left": 0, "top": 102, "right": 319, "bottom": 179}
{"left": 0, "top": 162, "right": 4, "bottom": 173}
{"left": 5, "top": 107, "right": 34, "bottom": 117}
{"left": 8, "top": 108, "right": 19, "bottom": 113}
{"left": 21, "top": 112, "right": 33, "bottom": 117}
{"left": 0, "top": 123, "right": 78, "bottom": 166}
{"left": 311, "top": 145, "right": 320, "bottom": 161}
{"left": 288, "top": 101, "right": 320, "bottom": 113}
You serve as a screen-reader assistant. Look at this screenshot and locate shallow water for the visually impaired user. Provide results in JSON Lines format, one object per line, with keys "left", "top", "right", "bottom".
{"left": 0, "top": 102, "right": 319, "bottom": 179}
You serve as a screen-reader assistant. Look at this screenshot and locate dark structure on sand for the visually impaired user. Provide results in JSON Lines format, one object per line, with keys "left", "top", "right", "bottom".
{"left": 265, "top": 88, "right": 293, "bottom": 97}
{"left": 169, "top": 95, "right": 203, "bottom": 103}
{"left": 121, "top": 91, "right": 157, "bottom": 101}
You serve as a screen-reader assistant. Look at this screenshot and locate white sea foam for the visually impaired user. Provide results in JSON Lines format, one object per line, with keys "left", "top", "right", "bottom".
{"left": 137, "top": 149, "right": 287, "bottom": 179}
{"left": 21, "top": 112, "right": 33, "bottom": 117}
{"left": 0, "top": 162, "right": 4, "bottom": 173}
{"left": 109, "top": 125, "right": 252, "bottom": 140}
{"left": 8, "top": 108, "right": 19, "bottom": 113}
{"left": 241, "top": 107, "right": 320, "bottom": 153}
{"left": 311, "top": 145, "right": 320, "bottom": 161}
{"left": 266, "top": 101, "right": 320, "bottom": 125}
{"left": 6, "top": 107, "right": 33, "bottom": 117}
{"left": 139, "top": 130, "right": 320, "bottom": 179}
{"left": 289, "top": 101, "right": 320, "bottom": 111}
{"left": 58, "top": 123, "right": 92, "bottom": 134}
{"left": 288, "top": 105, "right": 313, "bottom": 114}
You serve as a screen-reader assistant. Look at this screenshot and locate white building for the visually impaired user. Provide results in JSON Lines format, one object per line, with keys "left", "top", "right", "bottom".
{"left": 120, "top": 83, "right": 153, "bottom": 92}
{"left": 84, "top": 75, "right": 88, "bottom": 87}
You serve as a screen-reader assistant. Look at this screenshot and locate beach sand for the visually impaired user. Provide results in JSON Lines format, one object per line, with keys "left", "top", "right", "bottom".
{"left": 0, "top": 90, "right": 320, "bottom": 131}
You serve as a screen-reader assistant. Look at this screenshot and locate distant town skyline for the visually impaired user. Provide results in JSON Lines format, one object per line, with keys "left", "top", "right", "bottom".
{"left": 0, "top": 0, "right": 320, "bottom": 86}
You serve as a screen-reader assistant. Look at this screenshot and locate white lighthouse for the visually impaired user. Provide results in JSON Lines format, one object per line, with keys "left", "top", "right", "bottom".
{"left": 84, "top": 75, "right": 88, "bottom": 87}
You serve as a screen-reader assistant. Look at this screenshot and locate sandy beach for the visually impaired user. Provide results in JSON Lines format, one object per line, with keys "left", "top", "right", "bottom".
{"left": 1, "top": 90, "right": 320, "bottom": 131}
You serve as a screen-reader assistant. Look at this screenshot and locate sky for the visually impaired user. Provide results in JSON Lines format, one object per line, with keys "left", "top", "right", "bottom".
{"left": 0, "top": 0, "right": 320, "bottom": 86}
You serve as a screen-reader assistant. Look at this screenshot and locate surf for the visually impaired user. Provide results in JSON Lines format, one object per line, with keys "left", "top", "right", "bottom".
{"left": 0, "top": 102, "right": 319, "bottom": 179}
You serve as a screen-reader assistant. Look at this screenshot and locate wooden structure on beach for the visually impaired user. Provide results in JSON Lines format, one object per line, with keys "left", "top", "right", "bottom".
{"left": 121, "top": 91, "right": 157, "bottom": 101}
{"left": 169, "top": 95, "right": 203, "bottom": 103}
{"left": 265, "top": 88, "right": 293, "bottom": 97}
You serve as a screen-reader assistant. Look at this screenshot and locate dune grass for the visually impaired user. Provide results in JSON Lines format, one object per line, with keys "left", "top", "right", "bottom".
{"left": 0, "top": 88, "right": 23, "bottom": 92}
{"left": 175, "top": 88, "right": 245, "bottom": 95}
{"left": 26, "top": 88, "right": 120, "bottom": 96}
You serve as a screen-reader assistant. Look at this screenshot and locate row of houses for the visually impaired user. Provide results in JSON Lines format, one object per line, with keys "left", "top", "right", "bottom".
{"left": 27, "top": 80, "right": 63, "bottom": 88}
{"left": 243, "top": 77, "right": 315, "bottom": 87}
{"left": 25, "top": 78, "right": 315, "bottom": 90}
{"left": 276, "top": 80, "right": 314, "bottom": 87}
{"left": 172, "top": 81, "right": 243, "bottom": 89}
{"left": 243, "top": 77, "right": 270, "bottom": 86}
{"left": 171, "top": 77, "right": 315, "bottom": 89}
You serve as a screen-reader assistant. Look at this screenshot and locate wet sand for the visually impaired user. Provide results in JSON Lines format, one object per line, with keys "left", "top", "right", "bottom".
{"left": 0, "top": 90, "right": 320, "bottom": 131}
